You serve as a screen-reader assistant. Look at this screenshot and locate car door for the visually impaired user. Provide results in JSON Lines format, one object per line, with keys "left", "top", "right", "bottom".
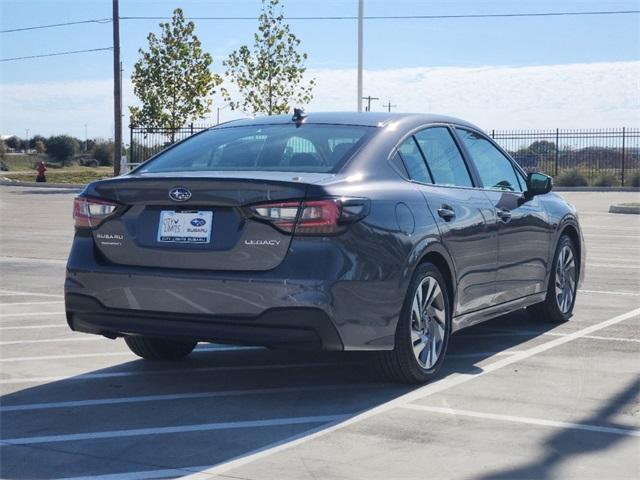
{"left": 455, "top": 128, "right": 552, "bottom": 304}
{"left": 396, "top": 127, "right": 497, "bottom": 316}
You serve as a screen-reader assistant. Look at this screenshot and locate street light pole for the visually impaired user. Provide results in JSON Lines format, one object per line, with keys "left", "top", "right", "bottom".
{"left": 112, "top": 0, "right": 122, "bottom": 176}
{"left": 357, "top": 0, "right": 363, "bottom": 112}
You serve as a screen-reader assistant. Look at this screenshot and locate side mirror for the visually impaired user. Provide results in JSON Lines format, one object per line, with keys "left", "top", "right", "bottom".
{"left": 525, "top": 172, "right": 552, "bottom": 198}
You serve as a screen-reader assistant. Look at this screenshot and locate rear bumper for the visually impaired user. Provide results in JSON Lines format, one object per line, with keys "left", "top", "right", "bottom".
{"left": 66, "top": 293, "right": 343, "bottom": 350}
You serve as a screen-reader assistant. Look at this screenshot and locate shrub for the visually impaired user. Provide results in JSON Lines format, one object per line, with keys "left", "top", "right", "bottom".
{"left": 555, "top": 169, "right": 588, "bottom": 187}
{"left": 35, "top": 140, "right": 46, "bottom": 154}
{"left": 91, "top": 142, "right": 114, "bottom": 166}
{"left": 45, "top": 135, "right": 79, "bottom": 165}
{"left": 629, "top": 171, "right": 640, "bottom": 187}
{"left": 592, "top": 173, "right": 620, "bottom": 187}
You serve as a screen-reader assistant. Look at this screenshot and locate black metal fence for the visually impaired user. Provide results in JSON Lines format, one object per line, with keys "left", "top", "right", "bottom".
{"left": 130, "top": 125, "right": 640, "bottom": 185}
{"left": 491, "top": 128, "right": 639, "bottom": 186}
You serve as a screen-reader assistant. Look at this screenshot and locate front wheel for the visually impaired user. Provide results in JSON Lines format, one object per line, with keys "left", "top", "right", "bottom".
{"left": 125, "top": 336, "right": 197, "bottom": 361}
{"left": 527, "top": 234, "right": 578, "bottom": 323}
{"left": 376, "top": 263, "right": 451, "bottom": 384}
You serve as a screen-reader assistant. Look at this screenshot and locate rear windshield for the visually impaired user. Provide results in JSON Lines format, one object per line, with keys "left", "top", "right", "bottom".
{"left": 138, "top": 124, "right": 374, "bottom": 174}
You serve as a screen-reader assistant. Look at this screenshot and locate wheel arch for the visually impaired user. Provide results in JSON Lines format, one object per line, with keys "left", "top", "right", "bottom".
{"left": 417, "top": 245, "right": 456, "bottom": 314}
{"left": 558, "top": 220, "right": 583, "bottom": 285}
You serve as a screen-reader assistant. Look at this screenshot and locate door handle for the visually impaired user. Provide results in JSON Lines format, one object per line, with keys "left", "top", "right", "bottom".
{"left": 437, "top": 205, "right": 456, "bottom": 221}
{"left": 496, "top": 208, "right": 512, "bottom": 222}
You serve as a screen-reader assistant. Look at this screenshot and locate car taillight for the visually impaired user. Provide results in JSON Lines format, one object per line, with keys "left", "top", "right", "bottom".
{"left": 248, "top": 198, "right": 369, "bottom": 235}
{"left": 73, "top": 196, "right": 118, "bottom": 228}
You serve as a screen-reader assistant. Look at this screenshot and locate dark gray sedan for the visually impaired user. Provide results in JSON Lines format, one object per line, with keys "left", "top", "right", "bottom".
{"left": 65, "top": 112, "right": 584, "bottom": 383}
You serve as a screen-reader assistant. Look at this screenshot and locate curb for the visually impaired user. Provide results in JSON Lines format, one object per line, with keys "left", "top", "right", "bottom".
{"left": 554, "top": 187, "right": 640, "bottom": 192}
{"left": 609, "top": 204, "right": 640, "bottom": 215}
{"left": 0, "top": 180, "right": 83, "bottom": 190}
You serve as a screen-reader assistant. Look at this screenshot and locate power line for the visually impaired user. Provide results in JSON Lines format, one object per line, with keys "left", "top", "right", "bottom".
{"left": 0, "top": 18, "right": 111, "bottom": 34}
{"left": 0, "top": 47, "right": 113, "bottom": 62}
{"left": 120, "top": 10, "right": 640, "bottom": 21}
{"left": 1, "top": 9, "right": 636, "bottom": 35}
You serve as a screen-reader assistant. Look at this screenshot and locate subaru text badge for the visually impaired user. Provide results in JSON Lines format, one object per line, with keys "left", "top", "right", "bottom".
{"left": 169, "top": 187, "right": 192, "bottom": 202}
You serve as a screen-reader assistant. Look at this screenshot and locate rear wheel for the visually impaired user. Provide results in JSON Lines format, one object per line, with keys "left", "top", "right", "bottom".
{"left": 527, "top": 234, "right": 578, "bottom": 323}
{"left": 376, "top": 263, "right": 451, "bottom": 383}
{"left": 124, "top": 336, "right": 197, "bottom": 361}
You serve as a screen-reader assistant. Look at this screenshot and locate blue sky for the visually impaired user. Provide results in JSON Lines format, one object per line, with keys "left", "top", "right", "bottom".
{"left": 1, "top": 0, "right": 639, "bottom": 137}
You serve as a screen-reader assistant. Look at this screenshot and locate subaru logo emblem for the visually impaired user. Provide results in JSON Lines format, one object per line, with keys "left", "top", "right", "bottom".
{"left": 190, "top": 218, "right": 206, "bottom": 227}
{"left": 169, "top": 187, "right": 191, "bottom": 202}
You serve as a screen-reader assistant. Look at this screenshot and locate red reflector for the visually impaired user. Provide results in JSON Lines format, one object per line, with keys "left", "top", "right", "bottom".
{"left": 73, "top": 196, "right": 118, "bottom": 228}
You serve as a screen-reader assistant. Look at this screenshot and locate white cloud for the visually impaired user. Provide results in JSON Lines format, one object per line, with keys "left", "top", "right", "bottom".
{"left": 1, "top": 61, "right": 638, "bottom": 138}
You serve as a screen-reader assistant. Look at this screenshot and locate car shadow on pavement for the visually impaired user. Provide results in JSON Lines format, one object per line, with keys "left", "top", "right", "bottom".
{"left": 1, "top": 309, "right": 560, "bottom": 479}
{"left": 473, "top": 377, "right": 640, "bottom": 480}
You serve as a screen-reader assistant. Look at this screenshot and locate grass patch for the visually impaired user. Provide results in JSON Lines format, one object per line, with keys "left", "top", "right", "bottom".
{"left": 2, "top": 154, "right": 40, "bottom": 171}
{"left": 1, "top": 166, "right": 113, "bottom": 184}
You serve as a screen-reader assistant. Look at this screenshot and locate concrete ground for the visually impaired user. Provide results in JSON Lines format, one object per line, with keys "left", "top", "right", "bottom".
{"left": 0, "top": 186, "right": 638, "bottom": 480}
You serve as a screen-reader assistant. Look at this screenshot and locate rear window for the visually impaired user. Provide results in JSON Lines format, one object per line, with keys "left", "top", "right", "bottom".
{"left": 138, "top": 124, "right": 374, "bottom": 174}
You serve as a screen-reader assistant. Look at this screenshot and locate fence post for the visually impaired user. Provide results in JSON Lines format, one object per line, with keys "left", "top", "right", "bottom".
{"left": 190, "top": 123, "right": 194, "bottom": 135}
{"left": 621, "top": 127, "right": 626, "bottom": 186}
{"left": 554, "top": 128, "right": 559, "bottom": 176}
{"left": 491, "top": 129, "right": 495, "bottom": 139}
{"left": 129, "top": 126, "right": 133, "bottom": 167}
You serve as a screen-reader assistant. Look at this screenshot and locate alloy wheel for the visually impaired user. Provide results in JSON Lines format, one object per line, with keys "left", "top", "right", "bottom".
{"left": 555, "top": 244, "right": 576, "bottom": 314}
{"left": 410, "top": 276, "right": 446, "bottom": 369}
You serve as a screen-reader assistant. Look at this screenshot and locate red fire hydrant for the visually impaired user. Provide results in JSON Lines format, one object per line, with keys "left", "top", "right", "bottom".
{"left": 36, "top": 161, "right": 47, "bottom": 183}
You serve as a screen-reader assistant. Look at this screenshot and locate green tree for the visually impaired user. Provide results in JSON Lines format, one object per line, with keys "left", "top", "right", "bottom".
{"left": 29, "top": 135, "right": 46, "bottom": 149}
{"left": 129, "top": 8, "right": 221, "bottom": 142}
{"left": 5, "top": 136, "right": 21, "bottom": 151}
{"left": 91, "top": 141, "right": 115, "bottom": 166}
{"left": 35, "top": 140, "right": 46, "bottom": 154}
{"left": 222, "top": 0, "right": 315, "bottom": 115}
{"left": 46, "top": 135, "right": 79, "bottom": 165}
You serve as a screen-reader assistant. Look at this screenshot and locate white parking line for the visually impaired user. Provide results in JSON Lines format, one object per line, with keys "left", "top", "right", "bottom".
{"left": 579, "top": 289, "right": 640, "bottom": 297}
{"left": 0, "top": 290, "right": 63, "bottom": 298}
{"left": 0, "top": 345, "right": 258, "bottom": 362}
{"left": 587, "top": 263, "right": 640, "bottom": 269}
{"left": 0, "top": 311, "right": 65, "bottom": 318}
{"left": 460, "top": 330, "right": 640, "bottom": 344}
{"left": 0, "top": 362, "right": 346, "bottom": 385}
{"left": 400, "top": 404, "right": 640, "bottom": 437}
{"left": 55, "top": 466, "right": 213, "bottom": 480}
{"left": 583, "top": 234, "right": 639, "bottom": 239}
{"left": 0, "top": 384, "right": 379, "bottom": 412}
{"left": 0, "top": 337, "right": 103, "bottom": 346}
{"left": 0, "top": 414, "right": 350, "bottom": 446}
{"left": 0, "top": 301, "right": 64, "bottom": 307}
{"left": 187, "top": 307, "right": 640, "bottom": 478}
{"left": 0, "top": 324, "right": 66, "bottom": 331}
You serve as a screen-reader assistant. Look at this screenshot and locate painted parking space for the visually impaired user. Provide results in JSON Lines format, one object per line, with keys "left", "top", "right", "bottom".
{"left": 0, "top": 187, "right": 639, "bottom": 479}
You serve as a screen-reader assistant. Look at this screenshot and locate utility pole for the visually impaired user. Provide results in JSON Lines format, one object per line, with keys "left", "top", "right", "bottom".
{"left": 25, "top": 129, "right": 29, "bottom": 153}
{"left": 362, "top": 95, "right": 379, "bottom": 112}
{"left": 357, "top": 0, "right": 363, "bottom": 112}
{"left": 216, "top": 105, "right": 228, "bottom": 125}
{"left": 84, "top": 124, "right": 88, "bottom": 152}
{"left": 383, "top": 101, "right": 397, "bottom": 112}
{"left": 112, "top": 0, "right": 122, "bottom": 176}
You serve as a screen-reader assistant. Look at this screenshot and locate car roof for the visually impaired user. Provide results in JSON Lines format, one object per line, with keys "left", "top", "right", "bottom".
{"left": 215, "top": 111, "right": 481, "bottom": 130}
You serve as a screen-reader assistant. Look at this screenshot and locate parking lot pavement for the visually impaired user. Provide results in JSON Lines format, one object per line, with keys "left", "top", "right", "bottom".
{"left": 0, "top": 186, "right": 638, "bottom": 479}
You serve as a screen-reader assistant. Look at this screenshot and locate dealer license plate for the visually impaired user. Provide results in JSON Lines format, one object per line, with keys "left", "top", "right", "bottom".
{"left": 157, "top": 210, "right": 213, "bottom": 243}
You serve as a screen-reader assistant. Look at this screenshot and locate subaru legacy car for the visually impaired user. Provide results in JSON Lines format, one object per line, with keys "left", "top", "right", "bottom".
{"left": 65, "top": 112, "right": 584, "bottom": 383}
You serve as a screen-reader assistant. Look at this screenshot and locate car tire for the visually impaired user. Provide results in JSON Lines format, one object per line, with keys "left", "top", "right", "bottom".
{"left": 527, "top": 234, "right": 578, "bottom": 323}
{"left": 376, "top": 262, "right": 451, "bottom": 384}
{"left": 124, "top": 336, "right": 197, "bottom": 361}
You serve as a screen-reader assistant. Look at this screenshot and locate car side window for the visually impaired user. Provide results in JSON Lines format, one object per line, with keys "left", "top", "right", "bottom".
{"left": 413, "top": 127, "right": 473, "bottom": 187}
{"left": 396, "top": 137, "right": 432, "bottom": 184}
{"left": 456, "top": 129, "right": 522, "bottom": 192}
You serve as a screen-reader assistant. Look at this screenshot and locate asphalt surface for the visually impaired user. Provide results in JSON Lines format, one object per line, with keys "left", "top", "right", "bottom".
{"left": 0, "top": 186, "right": 638, "bottom": 480}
